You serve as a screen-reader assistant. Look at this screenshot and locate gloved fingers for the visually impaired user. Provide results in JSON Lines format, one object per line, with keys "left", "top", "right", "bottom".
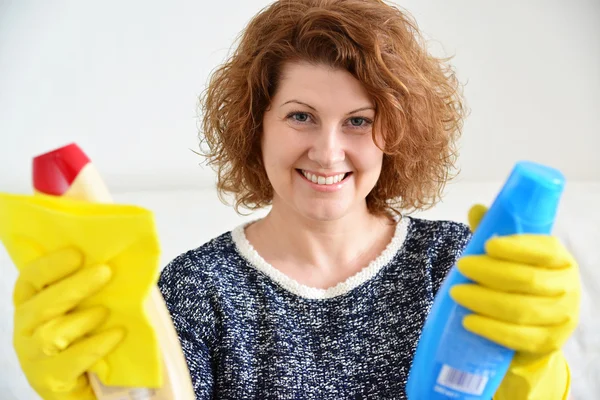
{"left": 52, "top": 327, "right": 125, "bottom": 389}
{"left": 509, "top": 348, "right": 566, "bottom": 370}
{"left": 23, "top": 248, "right": 83, "bottom": 290}
{"left": 15, "top": 265, "right": 112, "bottom": 335}
{"left": 456, "top": 255, "right": 570, "bottom": 296}
{"left": 468, "top": 204, "right": 488, "bottom": 232}
{"left": 462, "top": 313, "right": 578, "bottom": 354}
{"left": 450, "top": 284, "right": 576, "bottom": 326}
{"left": 33, "top": 306, "right": 110, "bottom": 357}
{"left": 485, "top": 234, "right": 574, "bottom": 269}
{"left": 65, "top": 375, "right": 97, "bottom": 400}
{"left": 43, "top": 374, "right": 90, "bottom": 396}
{"left": 13, "top": 248, "right": 83, "bottom": 306}
{"left": 13, "top": 280, "right": 37, "bottom": 309}
{"left": 34, "top": 369, "right": 97, "bottom": 400}
{"left": 62, "top": 380, "right": 97, "bottom": 400}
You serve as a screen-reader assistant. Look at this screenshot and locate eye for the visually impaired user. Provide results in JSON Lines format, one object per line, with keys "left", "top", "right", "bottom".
{"left": 286, "top": 112, "right": 312, "bottom": 124}
{"left": 349, "top": 117, "right": 366, "bottom": 127}
{"left": 347, "top": 117, "right": 373, "bottom": 129}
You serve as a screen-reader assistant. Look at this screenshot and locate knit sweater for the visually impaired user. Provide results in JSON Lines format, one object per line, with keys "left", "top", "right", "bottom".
{"left": 157, "top": 216, "right": 472, "bottom": 399}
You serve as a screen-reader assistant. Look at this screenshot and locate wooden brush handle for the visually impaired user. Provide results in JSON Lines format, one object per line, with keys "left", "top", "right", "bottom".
{"left": 88, "top": 287, "right": 195, "bottom": 400}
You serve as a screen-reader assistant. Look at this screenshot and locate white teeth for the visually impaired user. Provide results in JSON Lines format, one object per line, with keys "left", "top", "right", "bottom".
{"left": 301, "top": 170, "right": 347, "bottom": 185}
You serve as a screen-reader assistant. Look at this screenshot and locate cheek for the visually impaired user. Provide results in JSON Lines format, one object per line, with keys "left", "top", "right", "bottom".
{"left": 363, "top": 155, "right": 384, "bottom": 184}
{"left": 262, "top": 128, "right": 283, "bottom": 163}
{"left": 265, "top": 131, "right": 305, "bottom": 166}
{"left": 261, "top": 132, "right": 303, "bottom": 183}
{"left": 352, "top": 137, "right": 384, "bottom": 172}
{"left": 366, "top": 147, "right": 384, "bottom": 167}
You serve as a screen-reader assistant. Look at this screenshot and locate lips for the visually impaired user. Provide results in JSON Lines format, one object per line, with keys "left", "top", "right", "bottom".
{"left": 296, "top": 169, "right": 352, "bottom": 186}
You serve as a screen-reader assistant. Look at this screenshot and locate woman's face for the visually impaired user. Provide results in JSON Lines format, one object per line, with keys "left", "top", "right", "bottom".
{"left": 261, "top": 61, "right": 384, "bottom": 222}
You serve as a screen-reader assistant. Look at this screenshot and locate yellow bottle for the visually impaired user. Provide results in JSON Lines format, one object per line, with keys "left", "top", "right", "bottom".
{"left": 32, "top": 143, "right": 195, "bottom": 400}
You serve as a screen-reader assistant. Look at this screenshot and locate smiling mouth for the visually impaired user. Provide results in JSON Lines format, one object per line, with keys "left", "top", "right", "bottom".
{"left": 296, "top": 169, "right": 352, "bottom": 185}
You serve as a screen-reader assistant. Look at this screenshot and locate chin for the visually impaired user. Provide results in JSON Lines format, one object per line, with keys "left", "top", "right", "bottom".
{"left": 296, "top": 200, "right": 352, "bottom": 222}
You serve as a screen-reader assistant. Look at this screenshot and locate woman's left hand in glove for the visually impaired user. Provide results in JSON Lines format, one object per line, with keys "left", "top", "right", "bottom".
{"left": 450, "top": 204, "right": 581, "bottom": 400}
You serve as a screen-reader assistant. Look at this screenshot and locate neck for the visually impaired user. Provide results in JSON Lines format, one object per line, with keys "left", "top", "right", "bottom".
{"left": 248, "top": 200, "right": 395, "bottom": 275}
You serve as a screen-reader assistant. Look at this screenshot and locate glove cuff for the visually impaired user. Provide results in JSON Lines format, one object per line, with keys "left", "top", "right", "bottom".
{"left": 493, "top": 350, "right": 570, "bottom": 400}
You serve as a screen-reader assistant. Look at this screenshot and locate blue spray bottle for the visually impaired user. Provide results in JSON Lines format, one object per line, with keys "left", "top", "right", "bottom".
{"left": 406, "top": 161, "right": 565, "bottom": 399}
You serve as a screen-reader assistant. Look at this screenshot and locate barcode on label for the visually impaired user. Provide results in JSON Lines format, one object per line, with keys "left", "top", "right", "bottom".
{"left": 436, "top": 364, "right": 488, "bottom": 395}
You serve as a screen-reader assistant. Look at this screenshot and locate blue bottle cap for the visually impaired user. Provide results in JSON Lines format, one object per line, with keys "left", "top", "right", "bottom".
{"left": 497, "top": 161, "right": 565, "bottom": 226}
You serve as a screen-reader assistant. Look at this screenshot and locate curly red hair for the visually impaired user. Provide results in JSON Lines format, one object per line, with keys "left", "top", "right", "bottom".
{"left": 199, "top": 0, "right": 466, "bottom": 216}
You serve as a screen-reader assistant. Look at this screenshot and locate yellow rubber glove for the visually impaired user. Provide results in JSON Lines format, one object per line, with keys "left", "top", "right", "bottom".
{"left": 13, "top": 247, "right": 124, "bottom": 400}
{"left": 0, "top": 192, "right": 163, "bottom": 390}
{"left": 449, "top": 204, "right": 580, "bottom": 400}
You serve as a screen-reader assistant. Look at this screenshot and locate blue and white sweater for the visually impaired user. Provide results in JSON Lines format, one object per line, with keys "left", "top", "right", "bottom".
{"left": 157, "top": 216, "right": 472, "bottom": 399}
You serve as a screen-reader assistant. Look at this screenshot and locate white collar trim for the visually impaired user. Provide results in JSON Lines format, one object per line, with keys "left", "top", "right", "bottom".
{"left": 231, "top": 216, "right": 410, "bottom": 300}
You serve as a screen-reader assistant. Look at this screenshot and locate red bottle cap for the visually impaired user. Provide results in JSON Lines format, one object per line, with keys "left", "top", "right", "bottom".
{"left": 32, "top": 143, "right": 90, "bottom": 195}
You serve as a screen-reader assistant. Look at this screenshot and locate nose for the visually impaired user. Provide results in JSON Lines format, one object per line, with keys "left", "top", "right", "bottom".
{"left": 307, "top": 125, "right": 345, "bottom": 168}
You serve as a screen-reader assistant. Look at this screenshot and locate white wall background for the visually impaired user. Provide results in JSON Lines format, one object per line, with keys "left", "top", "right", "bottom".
{"left": 0, "top": 0, "right": 598, "bottom": 193}
{"left": 0, "top": 1, "right": 599, "bottom": 399}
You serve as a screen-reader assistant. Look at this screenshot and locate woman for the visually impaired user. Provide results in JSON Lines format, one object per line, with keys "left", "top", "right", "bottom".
{"left": 12, "top": 0, "right": 580, "bottom": 399}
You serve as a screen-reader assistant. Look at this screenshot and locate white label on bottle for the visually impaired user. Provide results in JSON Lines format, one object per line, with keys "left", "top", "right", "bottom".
{"left": 436, "top": 364, "right": 488, "bottom": 395}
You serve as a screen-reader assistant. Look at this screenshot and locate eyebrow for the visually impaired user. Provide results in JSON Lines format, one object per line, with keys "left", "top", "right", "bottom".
{"left": 281, "top": 100, "right": 374, "bottom": 115}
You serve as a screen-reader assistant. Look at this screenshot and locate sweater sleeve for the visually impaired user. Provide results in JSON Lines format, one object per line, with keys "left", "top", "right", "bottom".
{"left": 157, "top": 251, "right": 217, "bottom": 399}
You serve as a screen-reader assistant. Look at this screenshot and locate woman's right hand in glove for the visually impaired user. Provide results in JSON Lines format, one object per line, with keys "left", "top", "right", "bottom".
{"left": 13, "top": 247, "right": 124, "bottom": 400}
